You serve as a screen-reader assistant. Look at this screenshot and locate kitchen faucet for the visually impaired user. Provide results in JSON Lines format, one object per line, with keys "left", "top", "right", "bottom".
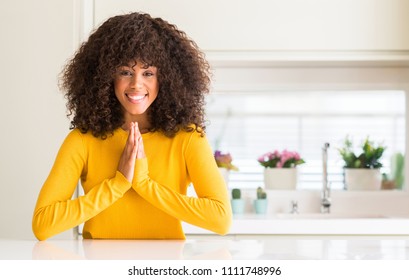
{"left": 290, "top": 200, "right": 299, "bottom": 214}
{"left": 321, "top": 143, "right": 331, "bottom": 213}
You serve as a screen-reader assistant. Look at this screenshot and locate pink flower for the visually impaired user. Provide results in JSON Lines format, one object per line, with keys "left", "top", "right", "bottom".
{"left": 258, "top": 149, "right": 305, "bottom": 168}
{"left": 214, "top": 150, "right": 239, "bottom": 171}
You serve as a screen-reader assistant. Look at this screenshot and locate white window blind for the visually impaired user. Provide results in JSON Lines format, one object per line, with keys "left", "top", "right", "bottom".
{"left": 205, "top": 90, "right": 405, "bottom": 190}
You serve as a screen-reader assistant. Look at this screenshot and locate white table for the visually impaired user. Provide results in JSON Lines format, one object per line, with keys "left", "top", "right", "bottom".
{"left": 2, "top": 235, "right": 409, "bottom": 260}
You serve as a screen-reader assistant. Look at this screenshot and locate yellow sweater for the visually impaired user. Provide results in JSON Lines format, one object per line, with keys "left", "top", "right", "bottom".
{"left": 32, "top": 128, "right": 232, "bottom": 240}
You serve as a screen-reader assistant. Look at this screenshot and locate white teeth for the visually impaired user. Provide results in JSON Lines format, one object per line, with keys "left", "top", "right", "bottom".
{"left": 127, "top": 95, "right": 145, "bottom": 101}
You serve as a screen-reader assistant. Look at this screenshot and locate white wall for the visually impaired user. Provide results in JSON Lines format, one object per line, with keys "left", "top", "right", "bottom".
{"left": 0, "top": 0, "right": 78, "bottom": 239}
{"left": 94, "top": 0, "right": 409, "bottom": 51}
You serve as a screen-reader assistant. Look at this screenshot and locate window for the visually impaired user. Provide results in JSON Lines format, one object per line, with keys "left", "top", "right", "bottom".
{"left": 205, "top": 90, "right": 405, "bottom": 190}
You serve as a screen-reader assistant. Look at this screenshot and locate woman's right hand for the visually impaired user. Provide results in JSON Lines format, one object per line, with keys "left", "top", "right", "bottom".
{"left": 117, "top": 122, "right": 139, "bottom": 182}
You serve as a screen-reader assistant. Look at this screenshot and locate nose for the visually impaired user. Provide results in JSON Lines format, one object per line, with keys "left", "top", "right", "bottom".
{"left": 130, "top": 74, "right": 143, "bottom": 89}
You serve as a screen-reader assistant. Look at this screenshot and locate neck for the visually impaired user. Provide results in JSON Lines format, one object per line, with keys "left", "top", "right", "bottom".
{"left": 122, "top": 114, "right": 151, "bottom": 133}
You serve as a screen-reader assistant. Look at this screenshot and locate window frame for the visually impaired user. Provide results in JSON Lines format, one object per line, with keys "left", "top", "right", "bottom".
{"left": 209, "top": 63, "right": 409, "bottom": 192}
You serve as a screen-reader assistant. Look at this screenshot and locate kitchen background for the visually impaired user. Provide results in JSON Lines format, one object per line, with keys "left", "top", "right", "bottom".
{"left": 1, "top": 0, "right": 408, "bottom": 239}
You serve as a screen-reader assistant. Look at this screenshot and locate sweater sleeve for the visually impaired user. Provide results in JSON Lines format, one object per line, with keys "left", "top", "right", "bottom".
{"left": 32, "top": 130, "right": 132, "bottom": 241}
{"left": 132, "top": 132, "right": 232, "bottom": 235}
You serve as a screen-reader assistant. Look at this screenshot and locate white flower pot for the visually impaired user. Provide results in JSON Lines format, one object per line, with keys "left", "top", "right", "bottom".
{"left": 218, "top": 167, "right": 229, "bottom": 187}
{"left": 344, "top": 168, "right": 382, "bottom": 191}
{"left": 263, "top": 168, "right": 297, "bottom": 190}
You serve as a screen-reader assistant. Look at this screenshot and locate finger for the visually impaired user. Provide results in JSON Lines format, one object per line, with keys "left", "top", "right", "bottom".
{"left": 129, "top": 123, "right": 137, "bottom": 159}
{"left": 124, "top": 123, "right": 133, "bottom": 155}
{"left": 134, "top": 122, "right": 141, "bottom": 139}
{"left": 134, "top": 122, "right": 142, "bottom": 159}
{"left": 136, "top": 135, "right": 146, "bottom": 158}
{"left": 128, "top": 123, "right": 134, "bottom": 144}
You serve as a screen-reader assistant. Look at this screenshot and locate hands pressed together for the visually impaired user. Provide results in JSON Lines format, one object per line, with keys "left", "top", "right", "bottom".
{"left": 117, "top": 122, "right": 146, "bottom": 182}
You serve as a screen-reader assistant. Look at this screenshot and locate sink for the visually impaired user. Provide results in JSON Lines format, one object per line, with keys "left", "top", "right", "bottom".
{"left": 275, "top": 213, "right": 388, "bottom": 219}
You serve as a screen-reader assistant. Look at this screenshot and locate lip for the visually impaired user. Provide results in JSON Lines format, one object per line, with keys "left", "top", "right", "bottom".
{"left": 125, "top": 93, "right": 147, "bottom": 104}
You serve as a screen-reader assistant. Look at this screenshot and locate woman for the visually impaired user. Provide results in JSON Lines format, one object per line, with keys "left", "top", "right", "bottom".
{"left": 32, "top": 12, "right": 232, "bottom": 240}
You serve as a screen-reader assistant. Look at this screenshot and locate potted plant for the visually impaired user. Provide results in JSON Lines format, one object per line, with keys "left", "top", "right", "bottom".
{"left": 214, "top": 150, "right": 239, "bottom": 187}
{"left": 382, "top": 152, "right": 404, "bottom": 190}
{"left": 257, "top": 149, "right": 305, "bottom": 189}
{"left": 338, "top": 136, "right": 386, "bottom": 190}
{"left": 231, "top": 188, "right": 245, "bottom": 214}
{"left": 253, "top": 187, "right": 268, "bottom": 214}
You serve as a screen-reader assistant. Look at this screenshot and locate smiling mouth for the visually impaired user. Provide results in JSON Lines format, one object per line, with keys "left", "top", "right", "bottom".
{"left": 126, "top": 94, "right": 147, "bottom": 103}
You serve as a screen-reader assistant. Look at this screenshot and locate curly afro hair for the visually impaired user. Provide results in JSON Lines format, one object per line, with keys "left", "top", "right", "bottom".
{"left": 60, "top": 12, "right": 211, "bottom": 138}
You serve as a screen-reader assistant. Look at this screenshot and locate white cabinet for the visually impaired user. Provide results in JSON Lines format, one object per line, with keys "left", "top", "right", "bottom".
{"left": 94, "top": 0, "right": 409, "bottom": 52}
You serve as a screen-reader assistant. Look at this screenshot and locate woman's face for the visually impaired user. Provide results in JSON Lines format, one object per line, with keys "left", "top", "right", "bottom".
{"left": 114, "top": 61, "right": 159, "bottom": 121}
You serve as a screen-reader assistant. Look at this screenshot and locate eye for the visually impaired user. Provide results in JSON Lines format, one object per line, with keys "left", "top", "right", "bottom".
{"left": 115, "top": 66, "right": 134, "bottom": 78}
{"left": 143, "top": 71, "right": 155, "bottom": 77}
{"left": 118, "top": 70, "right": 133, "bottom": 77}
{"left": 143, "top": 66, "right": 157, "bottom": 77}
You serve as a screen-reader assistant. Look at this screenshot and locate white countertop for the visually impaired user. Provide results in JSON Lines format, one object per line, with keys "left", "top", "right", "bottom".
{"left": 2, "top": 235, "right": 409, "bottom": 260}
{"left": 184, "top": 214, "right": 409, "bottom": 235}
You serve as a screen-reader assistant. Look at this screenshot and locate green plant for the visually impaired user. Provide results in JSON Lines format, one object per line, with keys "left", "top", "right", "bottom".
{"left": 383, "top": 152, "right": 404, "bottom": 189}
{"left": 232, "top": 188, "right": 241, "bottom": 199}
{"left": 391, "top": 152, "right": 405, "bottom": 189}
{"left": 338, "top": 136, "right": 386, "bottom": 169}
{"left": 256, "top": 187, "right": 267, "bottom": 199}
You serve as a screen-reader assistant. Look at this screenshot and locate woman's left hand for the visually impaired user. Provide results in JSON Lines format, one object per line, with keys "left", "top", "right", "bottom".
{"left": 135, "top": 125, "right": 145, "bottom": 159}
{"left": 117, "top": 122, "right": 139, "bottom": 182}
